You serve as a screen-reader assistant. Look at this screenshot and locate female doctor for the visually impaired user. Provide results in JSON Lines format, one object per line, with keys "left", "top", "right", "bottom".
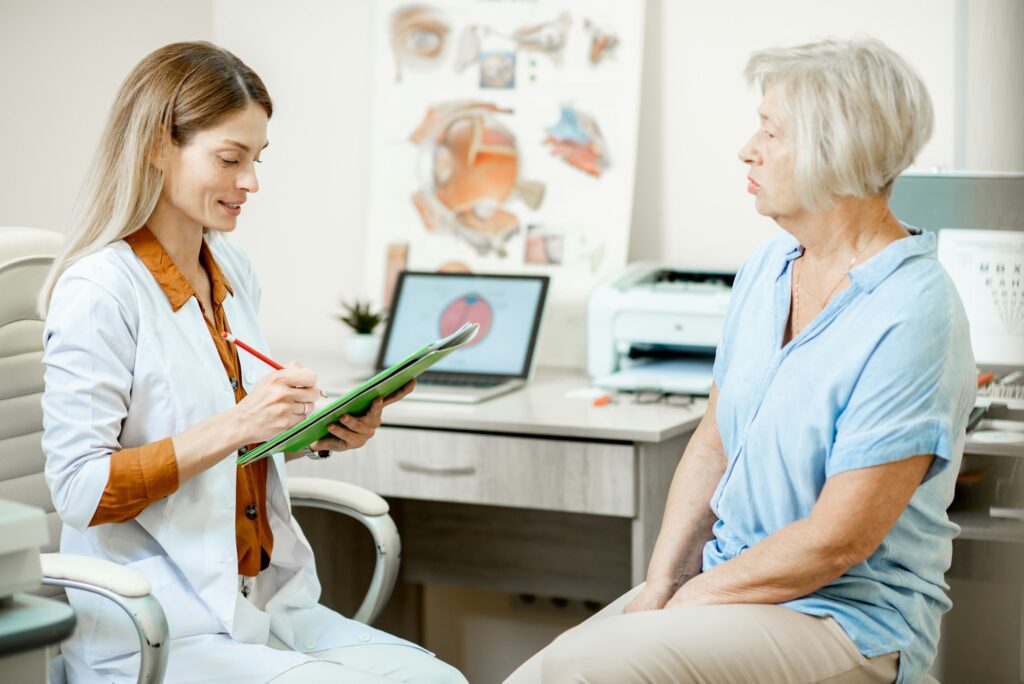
{"left": 40, "top": 42, "right": 466, "bottom": 684}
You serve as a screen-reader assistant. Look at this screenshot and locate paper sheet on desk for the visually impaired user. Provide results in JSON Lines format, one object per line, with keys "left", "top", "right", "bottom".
{"left": 594, "top": 359, "right": 714, "bottom": 395}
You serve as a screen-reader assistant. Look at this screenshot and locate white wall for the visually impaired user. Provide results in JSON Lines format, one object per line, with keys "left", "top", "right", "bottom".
{"left": 211, "top": 0, "right": 375, "bottom": 360}
{"left": 959, "top": 0, "right": 1024, "bottom": 170}
{"left": 628, "top": 0, "right": 958, "bottom": 271}
{"left": 4, "top": 0, "right": 1020, "bottom": 366}
{"left": 0, "top": 0, "right": 212, "bottom": 232}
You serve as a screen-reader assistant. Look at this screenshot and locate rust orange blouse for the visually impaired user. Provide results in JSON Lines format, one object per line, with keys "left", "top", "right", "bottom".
{"left": 89, "top": 227, "right": 273, "bottom": 577}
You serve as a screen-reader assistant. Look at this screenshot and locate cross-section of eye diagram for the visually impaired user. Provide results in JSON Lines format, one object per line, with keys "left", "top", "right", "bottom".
{"left": 439, "top": 293, "right": 492, "bottom": 346}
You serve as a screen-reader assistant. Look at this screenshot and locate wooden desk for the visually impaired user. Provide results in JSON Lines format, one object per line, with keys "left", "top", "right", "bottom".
{"left": 288, "top": 364, "right": 703, "bottom": 606}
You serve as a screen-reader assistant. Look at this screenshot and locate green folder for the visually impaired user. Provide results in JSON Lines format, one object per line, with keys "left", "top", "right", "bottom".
{"left": 237, "top": 322, "right": 480, "bottom": 465}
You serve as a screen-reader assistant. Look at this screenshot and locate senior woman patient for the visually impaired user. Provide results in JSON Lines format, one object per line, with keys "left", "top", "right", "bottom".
{"left": 506, "top": 38, "right": 975, "bottom": 684}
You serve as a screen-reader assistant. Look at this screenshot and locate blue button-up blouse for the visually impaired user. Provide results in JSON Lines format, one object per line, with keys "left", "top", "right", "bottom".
{"left": 704, "top": 228, "right": 976, "bottom": 684}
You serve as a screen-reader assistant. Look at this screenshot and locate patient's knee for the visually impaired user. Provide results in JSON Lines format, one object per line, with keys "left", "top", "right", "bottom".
{"left": 540, "top": 629, "right": 612, "bottom": 683}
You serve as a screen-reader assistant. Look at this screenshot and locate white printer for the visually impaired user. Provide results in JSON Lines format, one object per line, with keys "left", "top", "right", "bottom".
{"left": 587, "top": 263, "right": 733, "bottom": 395}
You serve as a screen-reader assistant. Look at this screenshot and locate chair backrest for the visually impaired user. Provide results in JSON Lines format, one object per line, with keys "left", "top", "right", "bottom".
{"left": 0, "top": 226, "right": 65, "bottom": 561}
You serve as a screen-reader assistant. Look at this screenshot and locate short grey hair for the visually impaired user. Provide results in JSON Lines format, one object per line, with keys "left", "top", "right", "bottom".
{"left": 745, "top": 37, "right": 933, "bottom": 212}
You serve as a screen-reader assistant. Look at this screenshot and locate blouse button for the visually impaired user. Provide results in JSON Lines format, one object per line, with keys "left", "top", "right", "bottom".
{"left": 245, "top": 504, "right": 258, "bottom": 520}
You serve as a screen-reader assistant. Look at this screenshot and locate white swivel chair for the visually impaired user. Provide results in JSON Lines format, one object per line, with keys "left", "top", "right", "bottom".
{"left": 0, "top": 226, "right": 401, "bottom": 684}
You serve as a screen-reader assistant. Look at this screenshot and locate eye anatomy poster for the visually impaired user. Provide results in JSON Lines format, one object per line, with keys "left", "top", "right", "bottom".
{"left": 364, "top": 0, "right": 646, "bottom": 366}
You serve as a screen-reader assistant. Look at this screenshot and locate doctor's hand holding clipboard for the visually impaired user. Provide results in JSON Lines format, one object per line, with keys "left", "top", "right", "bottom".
{"left": 222, "top": 332, "right": 417, "bottom": 461}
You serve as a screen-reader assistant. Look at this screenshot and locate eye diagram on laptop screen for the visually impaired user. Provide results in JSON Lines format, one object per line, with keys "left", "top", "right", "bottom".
{"left": 440, "top": 294, "right": 492, "bottom": 346}
{"left": 381, "top": 273, "right": 548, "bottom": 377}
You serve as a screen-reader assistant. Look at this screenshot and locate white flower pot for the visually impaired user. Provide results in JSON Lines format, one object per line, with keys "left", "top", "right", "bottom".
{"left": 346, "top": 333, "right": 380, "bottom": 369}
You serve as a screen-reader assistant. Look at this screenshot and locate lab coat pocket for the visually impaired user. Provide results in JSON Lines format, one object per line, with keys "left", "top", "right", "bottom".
{"left": 86, "top": 554, "right": 220, "bottom": 664}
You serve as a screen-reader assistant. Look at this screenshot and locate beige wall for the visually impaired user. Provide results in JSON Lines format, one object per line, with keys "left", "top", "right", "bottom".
{"left": 0, "top": 0, "right": 213, "bottom": 233}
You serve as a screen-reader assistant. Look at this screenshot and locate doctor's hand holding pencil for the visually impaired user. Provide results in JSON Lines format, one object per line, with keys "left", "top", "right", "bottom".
{"left": 222, "top": 332, "right": 416, "bottom": 458}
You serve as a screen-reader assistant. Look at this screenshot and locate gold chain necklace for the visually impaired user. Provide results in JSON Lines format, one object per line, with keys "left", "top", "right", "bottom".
{"left": 792, "top": 214, "right": 887, "bottom": 336}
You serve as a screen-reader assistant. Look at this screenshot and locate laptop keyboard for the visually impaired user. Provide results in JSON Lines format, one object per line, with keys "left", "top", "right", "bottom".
{"left": 417, "top": 373, "right": 507, "bottom": 389}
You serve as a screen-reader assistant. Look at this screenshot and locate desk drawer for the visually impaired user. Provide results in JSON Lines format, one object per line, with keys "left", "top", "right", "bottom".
{"left": 289, "top": 427, "right": 636, "bottom": 517}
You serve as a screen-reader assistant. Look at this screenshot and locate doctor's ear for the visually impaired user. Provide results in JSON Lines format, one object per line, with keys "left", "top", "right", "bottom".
{"left": 148, "top": 125, "right": 174, "bottom": 172}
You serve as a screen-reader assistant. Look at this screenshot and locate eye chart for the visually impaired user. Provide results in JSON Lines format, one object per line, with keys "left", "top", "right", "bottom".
{"left": 938, "top": 228, "right": 1024, "bottom": 366}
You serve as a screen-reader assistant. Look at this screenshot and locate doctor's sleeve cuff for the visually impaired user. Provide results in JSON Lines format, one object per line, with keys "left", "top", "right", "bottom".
{"left": 89, "top": 437, "right": 180, "bottom": 526}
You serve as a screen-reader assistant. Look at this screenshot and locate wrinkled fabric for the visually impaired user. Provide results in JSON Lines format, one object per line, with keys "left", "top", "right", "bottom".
{"left": 706, "top": 228, "right": 976, "bottom": 684}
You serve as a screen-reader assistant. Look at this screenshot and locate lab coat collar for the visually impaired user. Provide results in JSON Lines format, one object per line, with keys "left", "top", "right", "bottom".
{"left": 125, "top": 226, "right": 234, "bottom": 311}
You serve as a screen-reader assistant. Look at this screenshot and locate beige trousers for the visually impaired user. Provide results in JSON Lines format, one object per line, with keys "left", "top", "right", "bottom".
{"left": 504, "top": 584, "right": 898, "bottom": 684}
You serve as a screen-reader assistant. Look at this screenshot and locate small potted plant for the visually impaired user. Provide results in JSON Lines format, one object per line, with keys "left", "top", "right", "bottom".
{"left": 337, "top": 300, "right": 386, "bottom": 368}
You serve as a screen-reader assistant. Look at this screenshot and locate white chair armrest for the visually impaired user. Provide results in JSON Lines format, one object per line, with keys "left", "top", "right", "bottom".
{"left": 286, "top": 476, "right": 399, "bottom": 625}
{"left": 40, "top": 553, "right": 151, "bottom": 597}
{"left": 40, "top": 553, "right": 169, "bottom": 684}
{"left": 287, "top": 477, "right": 389, "bottom": 517}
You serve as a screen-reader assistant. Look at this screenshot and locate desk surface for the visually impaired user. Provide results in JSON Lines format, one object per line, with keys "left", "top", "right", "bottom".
{"left": 297, "top": 350, "right": 1024, "bottom": 455}
{"left": 300, "top": 353, "right": 705, "bottom": 443}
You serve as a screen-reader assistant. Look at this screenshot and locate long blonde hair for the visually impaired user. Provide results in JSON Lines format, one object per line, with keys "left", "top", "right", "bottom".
{"left": 39, "top": 41, "right": 272, "bottom": 313}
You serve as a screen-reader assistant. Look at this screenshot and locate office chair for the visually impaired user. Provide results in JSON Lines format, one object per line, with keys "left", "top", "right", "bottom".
{"left": 0, "top": 226, "right": 401, "bottom": 684}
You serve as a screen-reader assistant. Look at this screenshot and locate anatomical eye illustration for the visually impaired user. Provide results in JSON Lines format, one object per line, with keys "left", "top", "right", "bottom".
{"left": 544, "top": 104, "right": 610, "bottom": 177}
{"left": 583, "top": 18, "right": 619, "bottom": 65}
{"left": 410, "top": 101, "right": 545, "bottom": 257}
{"left": 391, "top": 5, "right": 451, "bottom": 81}
{"left": 370, "top": 1, "right": 642, "bottom": 303}
{"left": 508, "top": 12, "right": 572, "bottom": 64}
{"left": 454, "top": 12, "right": 572, "bottom": 75}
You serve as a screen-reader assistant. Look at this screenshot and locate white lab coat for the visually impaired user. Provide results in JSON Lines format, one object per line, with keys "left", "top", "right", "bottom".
{"left": 41, "top": 236, "right": 419, "bottom": 684}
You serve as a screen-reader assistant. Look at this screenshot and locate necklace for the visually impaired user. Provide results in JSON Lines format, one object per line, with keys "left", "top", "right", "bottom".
{"left": 792, "top": 213, "right": 887, "bottom": 337}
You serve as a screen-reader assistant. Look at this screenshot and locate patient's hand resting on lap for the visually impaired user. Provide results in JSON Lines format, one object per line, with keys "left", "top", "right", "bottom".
{"left": 623, "top": 579, "right": 681, "bottom": 613}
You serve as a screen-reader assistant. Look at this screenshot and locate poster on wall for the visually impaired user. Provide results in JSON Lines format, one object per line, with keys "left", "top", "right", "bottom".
{"left": 364, "top": 0, "right": 646, "bottom": 366}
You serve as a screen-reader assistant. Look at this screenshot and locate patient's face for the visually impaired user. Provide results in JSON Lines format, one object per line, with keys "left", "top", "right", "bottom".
{"left": 737, "top": 84, "right": 802, "bottom": 224}
{"left": 158, "top": 102, "right": 269, "bottom": 234}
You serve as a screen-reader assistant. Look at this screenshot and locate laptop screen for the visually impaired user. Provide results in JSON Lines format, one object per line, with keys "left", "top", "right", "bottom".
{"left": 378, "top": 272, "right": 549, "bottom": 378}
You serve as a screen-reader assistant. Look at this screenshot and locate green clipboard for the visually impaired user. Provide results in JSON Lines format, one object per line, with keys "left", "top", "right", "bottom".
{"left": 237, "top": 322, "right": 480, "bottom": 465}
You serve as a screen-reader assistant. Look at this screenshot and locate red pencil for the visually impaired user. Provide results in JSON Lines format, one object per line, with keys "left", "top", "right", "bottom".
{"left": 221, "top": 331, "right": 284, "bottom": 370}
{"left": 221, "top": 332, "right": 325, "bottom": 397}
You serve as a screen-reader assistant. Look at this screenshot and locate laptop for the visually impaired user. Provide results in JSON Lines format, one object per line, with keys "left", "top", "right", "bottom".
{"left": 376, "top": 271, "right": 550, "bottom": 403}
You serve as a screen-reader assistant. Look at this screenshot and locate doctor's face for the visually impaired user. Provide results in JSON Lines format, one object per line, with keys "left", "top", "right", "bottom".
{"left": 737, "top": 84, "right": 804, "bottom": 224}
{"left": 159, "top": 102, "right": 269, "bottom": 233}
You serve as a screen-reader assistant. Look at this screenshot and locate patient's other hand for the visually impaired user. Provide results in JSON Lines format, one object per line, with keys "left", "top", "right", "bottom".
{"left": 622, "top": 580, "right": 678, "bottom": 613}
